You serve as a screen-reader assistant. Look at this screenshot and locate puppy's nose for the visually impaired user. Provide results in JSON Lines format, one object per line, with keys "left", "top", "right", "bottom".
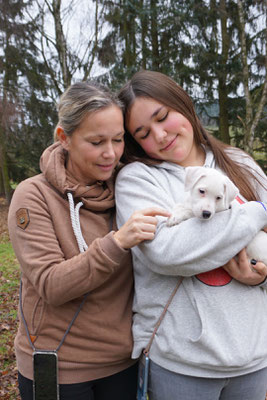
{"left": 202, "top": 210, "right": 211, "bottom": 219}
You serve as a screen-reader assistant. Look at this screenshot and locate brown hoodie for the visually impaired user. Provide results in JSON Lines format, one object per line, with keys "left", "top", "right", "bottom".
{"left": 8, "top": 142, "right": 135, "bottom": 384}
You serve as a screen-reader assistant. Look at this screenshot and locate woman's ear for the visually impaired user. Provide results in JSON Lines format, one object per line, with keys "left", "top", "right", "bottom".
{"left": 56, "top": 126, "right": 70, "bottom": 150}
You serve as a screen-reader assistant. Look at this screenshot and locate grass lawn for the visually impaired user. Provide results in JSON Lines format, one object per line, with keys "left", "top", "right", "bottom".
{"left": 0, "top": 200, "right": 20, "bottom": 399}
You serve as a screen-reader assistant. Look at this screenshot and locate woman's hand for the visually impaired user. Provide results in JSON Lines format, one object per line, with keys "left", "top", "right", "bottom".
{"left": 223, "top": 248, "right": 267, "bottom": 285}
{"left": 113, "top": 207, "right": 171, "bottom": 249}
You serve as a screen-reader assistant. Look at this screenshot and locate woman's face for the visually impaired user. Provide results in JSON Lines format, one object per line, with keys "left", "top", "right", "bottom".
{"left": 127, "top": 97, "right": 204, "bottom": 167}
{"left": 60, "top": 105, "right": 124, "bottom": 185}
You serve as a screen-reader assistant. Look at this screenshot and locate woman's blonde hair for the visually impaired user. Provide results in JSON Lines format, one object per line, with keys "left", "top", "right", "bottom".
{"left": 118, "top": 70, "right": 265, "bottom": 201}
{"left": 54, "top": 81, "right": 122, "bottom": 141}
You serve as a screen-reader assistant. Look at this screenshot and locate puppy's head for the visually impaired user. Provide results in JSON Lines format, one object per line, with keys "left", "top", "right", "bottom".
{"left": 184, "top": 167, "right": 239, "bottom": 220}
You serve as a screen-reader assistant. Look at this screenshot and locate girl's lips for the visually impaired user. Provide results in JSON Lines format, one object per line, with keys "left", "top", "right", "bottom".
{"left": 161, "top": 135, "right": 177, "bottom": 151}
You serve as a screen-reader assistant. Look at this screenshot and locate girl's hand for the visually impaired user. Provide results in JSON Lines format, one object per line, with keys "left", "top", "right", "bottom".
{"left": 113, "top": 207, "right": 171, "bottom": 249}
{"left": 223, "top": 248, "right": 267, "bottom": 285}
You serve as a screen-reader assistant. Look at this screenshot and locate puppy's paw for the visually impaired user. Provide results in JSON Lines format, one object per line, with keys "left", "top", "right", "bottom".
{"left": 166, "top": 204, "right": 193, "bottom": 227}
{"left": 166, "top": 214, "right": 184, "bottom": 226}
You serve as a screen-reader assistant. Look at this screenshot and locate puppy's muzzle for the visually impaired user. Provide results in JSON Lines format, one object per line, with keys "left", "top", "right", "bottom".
{"left": 202, "top": 211, "right": 212, "bottom": 219}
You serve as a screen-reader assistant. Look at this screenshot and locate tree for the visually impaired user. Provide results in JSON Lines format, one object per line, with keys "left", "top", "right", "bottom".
{"left": 28, "top": 0, "right": 103, "bottom": 97}
{"left": 1, "top": 0, "right": 266, "bottom": 188}
{"left": 179, "top": 0, "right": 267, "bottom": 164}
{"left": 237, "top": 0, "right": 267, "bottom": 155}
{"left": 97, "top": 0, "right": 194, "bottom": 88}
{"left": 0, "top": 0, "right": 105, "bottom": 193}
{"left": 0, "top": 0, "right": 35, "bottom": 202}
{"left": 218, "top": 0, "right": 231, "bottom": 143}
{"left": 0, "top": 0, "right": 59, "bottom": 196}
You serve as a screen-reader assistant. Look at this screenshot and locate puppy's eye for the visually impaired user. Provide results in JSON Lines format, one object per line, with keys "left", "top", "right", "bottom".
{"left": 199, "top": 189, "right": 205, "bottom": 195}
{"left": 216, "top": 196, "right": 222, "bottom": 201}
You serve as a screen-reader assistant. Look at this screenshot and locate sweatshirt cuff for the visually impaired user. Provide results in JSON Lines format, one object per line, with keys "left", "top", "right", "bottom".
{"left": 100, "top": 231, "right": 129, "bottom": 264}
{"left": 257, "top": 276, "right": 267, "bottom": 289}
{"left": 251, "top": 276, "right": 267, "bottom": 290}
{"left": 242, "top": 201, "right": 267, "bottom": 230}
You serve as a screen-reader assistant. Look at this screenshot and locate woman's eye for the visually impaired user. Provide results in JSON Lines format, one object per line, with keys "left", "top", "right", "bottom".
{"left": 113, "top": 138, "right": 124, "bottom": 143}
{"left": 158, "top": 112, "right": 168, "bottom": 122}
{"left": 140, "top": 130, "right": 150, "bottom": 140}
{"left": 91, "top": 141, "right": 102, "bottom": 146}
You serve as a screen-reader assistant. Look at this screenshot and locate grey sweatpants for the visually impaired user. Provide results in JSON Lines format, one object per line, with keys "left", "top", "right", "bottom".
{"left": 148, "top": 360, "right": 267, "bottom": 400}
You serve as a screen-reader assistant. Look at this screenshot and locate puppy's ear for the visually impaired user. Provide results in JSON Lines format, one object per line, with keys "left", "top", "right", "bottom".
{"left": 223, "top": 176, "right": 239, "bottom": 208}
{"left": 184, "top": 167, "right": 206, "bottom": 191}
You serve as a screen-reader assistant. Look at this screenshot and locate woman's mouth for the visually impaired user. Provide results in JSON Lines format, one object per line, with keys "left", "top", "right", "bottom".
{"left": 161, "top": 135, "right": 177, "bottom": 151}
{"left": 97, "top": 163, "right": 114, "bottom": 172}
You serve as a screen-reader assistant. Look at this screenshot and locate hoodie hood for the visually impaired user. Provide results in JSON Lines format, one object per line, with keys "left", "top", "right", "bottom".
{"left": 150, "top": 147, "right": 216, "bottom": 174}
{"left": 40, "top": 142, "right": 115, "bottom": 211}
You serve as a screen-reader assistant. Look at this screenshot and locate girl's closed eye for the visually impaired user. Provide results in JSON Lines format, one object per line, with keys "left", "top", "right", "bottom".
{"left": 158, "top": 111, "right": 168, "bottom": 122}
{"left": 139, "top": 112, "right": 168, "bottom": 140}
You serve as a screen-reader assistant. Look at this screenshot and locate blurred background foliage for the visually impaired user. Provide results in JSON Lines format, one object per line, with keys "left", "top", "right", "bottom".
{"left": 0, "top": 0, "right": 266, "bottom": 203}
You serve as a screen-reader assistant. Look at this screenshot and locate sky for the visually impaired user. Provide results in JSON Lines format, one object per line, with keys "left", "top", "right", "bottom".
{"left": 27, "top": 0, "right": 109, "bottom": 80}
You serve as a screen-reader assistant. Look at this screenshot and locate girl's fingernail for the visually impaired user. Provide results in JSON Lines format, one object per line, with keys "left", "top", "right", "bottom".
{"left": 250, "top": 259, "right": 257, "bottom": 265}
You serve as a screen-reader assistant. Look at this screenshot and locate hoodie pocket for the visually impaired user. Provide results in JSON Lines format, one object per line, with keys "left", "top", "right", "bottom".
{"left": 30, "top": 296, "right": 46, "bottom": 336}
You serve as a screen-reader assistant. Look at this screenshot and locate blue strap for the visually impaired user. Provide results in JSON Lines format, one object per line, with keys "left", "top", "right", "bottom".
{"left": 256, "top": 201, "right": 267, "bottom": 212}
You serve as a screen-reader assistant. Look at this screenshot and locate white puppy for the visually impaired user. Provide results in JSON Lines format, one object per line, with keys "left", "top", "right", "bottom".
{"left": 167, "top": 166, "right": 267, "bottom": 265}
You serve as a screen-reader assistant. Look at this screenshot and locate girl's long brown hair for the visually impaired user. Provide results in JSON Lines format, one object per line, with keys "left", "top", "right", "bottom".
{"left": 118, "top": 70, "right": 265, "bottom": 201}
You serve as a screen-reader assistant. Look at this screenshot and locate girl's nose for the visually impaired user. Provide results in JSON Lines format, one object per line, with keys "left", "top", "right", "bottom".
{"left": 153, "top": 126, "right": 167, "bottom": 143}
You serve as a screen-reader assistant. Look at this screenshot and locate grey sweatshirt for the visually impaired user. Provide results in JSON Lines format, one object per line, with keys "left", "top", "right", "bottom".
{"left": 115, "top": 148, "right": 267, "bottom": 378}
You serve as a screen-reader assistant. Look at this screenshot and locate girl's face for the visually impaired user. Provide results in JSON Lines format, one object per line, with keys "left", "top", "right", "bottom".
{"left": 127, "top": 97, "right": 205, "bottom": 167}
{"left": 59, "top": 105, "right": 124, "bottom": 185}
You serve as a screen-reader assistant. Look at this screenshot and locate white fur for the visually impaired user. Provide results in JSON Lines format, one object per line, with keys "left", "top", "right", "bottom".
{"left": 167, "top": 166, "right": 267, "bottom": 265}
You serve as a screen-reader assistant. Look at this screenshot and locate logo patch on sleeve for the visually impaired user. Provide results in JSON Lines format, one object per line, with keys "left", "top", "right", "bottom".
{"left": 16, "top": 208, "right": 30, "bottom": 230}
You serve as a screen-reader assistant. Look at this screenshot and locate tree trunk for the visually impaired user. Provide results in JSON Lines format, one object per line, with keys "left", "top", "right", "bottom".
{"left": 130, "top": 10, "right": 136, "bottom": 66}
{"left": 123, "top": 0, "right": 131, "bottom": 67}
{"left": 0, "top": 126, "right": 12, "bottom": 204}
{"left": 140, "top": 0, "right": 148, "bottom": 69}
{"left": 237, "top": 0, "right": 253, "bottom": 153}
{"left": 218, "top": 0, "right": 230, "bottom": 143}
{"left": 52, "top": 0, "right": 71, "bottom": 89}
{"left": 0, "top": 167, "right": 4, "bottom": 196}
{"left": 1, "top": 19, "right": 12, "bottom": 204}
{"left": 150, "top": 0, "right": 159, "bottom": 70}
{"left": 83, "top": 0, "right": 99, "bottom": 81}
{"left": 218, "top": 78, "right": 230, "bottom": 143}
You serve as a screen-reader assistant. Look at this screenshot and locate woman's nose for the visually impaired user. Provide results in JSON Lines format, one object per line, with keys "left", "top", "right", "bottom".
{"left": 103, "top": 142, "right": 115, "bottom": 158}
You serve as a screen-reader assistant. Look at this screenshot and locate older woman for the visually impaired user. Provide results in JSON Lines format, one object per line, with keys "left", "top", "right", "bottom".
{"left": 8, "top": 81, "right": 169, "bottom": 400}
